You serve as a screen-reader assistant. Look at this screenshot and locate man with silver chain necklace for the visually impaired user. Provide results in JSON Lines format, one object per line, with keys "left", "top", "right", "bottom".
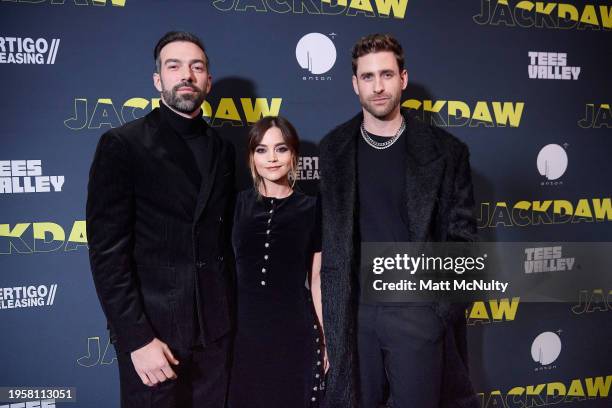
{"left": 318, "top": 34, "right": 479, "bottom": 408}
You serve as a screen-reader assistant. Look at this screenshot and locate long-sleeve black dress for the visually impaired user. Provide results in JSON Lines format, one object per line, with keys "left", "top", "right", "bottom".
{"left": 228, "top": 188, "right": 324, "bottom": 408}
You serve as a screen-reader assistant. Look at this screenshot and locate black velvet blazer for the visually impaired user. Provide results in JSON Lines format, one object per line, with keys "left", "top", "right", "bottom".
{"left": 86, "top": 108, "right": 235, "bottom": 353}
{"left": 318, "top": 108, "right": 478, "bottom": 408}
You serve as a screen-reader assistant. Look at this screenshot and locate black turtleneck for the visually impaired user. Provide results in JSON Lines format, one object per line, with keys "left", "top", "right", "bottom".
{"left": 159, "top": 101, "right": 209, "bottom": 181}
{"left": 159, "top": 102, "right": 211, "bottom": 347}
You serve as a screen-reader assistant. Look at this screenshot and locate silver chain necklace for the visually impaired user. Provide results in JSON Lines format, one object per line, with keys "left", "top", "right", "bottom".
{"left": 360, "top": 118, "right": 405, "bottom": 150}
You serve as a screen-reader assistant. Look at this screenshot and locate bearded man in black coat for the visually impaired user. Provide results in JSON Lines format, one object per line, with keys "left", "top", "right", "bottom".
{"left": 87, "top": 32, "right": 234, "bottom": 408}
{"left": 319, "top": 34, "right": 479, "bottom": 408}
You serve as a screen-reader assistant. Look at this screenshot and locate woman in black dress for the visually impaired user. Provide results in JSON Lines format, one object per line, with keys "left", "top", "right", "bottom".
{"left": 228, "top": 116, "right": 327, "bottom": 408}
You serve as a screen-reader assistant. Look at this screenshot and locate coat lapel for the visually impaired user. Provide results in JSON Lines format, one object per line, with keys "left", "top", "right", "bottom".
{"left": 322, "top": 115, "right": 360, "bottom": 266}
{"left": 193, "top": 126, "right": 220, "bottom": 223}
{"left": 402, "top": 109, "right": 444, "bottom": 241}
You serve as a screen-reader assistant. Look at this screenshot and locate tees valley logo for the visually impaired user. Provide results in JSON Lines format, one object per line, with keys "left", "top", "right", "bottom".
{"left": 528, "top": 52, "right": 580, "bottom": 80}
{"left": 474, "top": 0, "right": 612, "bottom": 30}
{"left": 212, "top": 0, "right": 409, "bottom": 19}
{"left": 64, "top": 97, "right": 282, "bottom": 130}
{"left": 524, "top": 246, "right": 574, "bottom": 274}
{"left": 0, "top": 36, "right": 60, "bottom": 65}
{"left": 296, "top": 33, "right": 336, "bottom": 81}
{"left": 1, "top": 0, "right": 125, "bottom": 6}
{"left": 0, "top": 160, "right": 65, "bottom": 194}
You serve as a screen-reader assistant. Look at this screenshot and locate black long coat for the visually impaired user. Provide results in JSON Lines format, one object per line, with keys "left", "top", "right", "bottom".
{"left": 318, "top": 108, "right": 479, "bottom": 408}
{"left": 86, "top": 108, "right": 235, "bottom": 354}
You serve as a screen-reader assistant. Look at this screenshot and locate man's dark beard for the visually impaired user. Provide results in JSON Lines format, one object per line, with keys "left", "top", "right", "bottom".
{"left": 162, "top": 81, "right": 206, "bottom": 114}
{"left": 362, "top": 92, "right": 401, "bottom": 121}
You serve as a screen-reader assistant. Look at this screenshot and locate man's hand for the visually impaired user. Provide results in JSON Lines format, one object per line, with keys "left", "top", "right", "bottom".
{"left": 130, "top": 338, "right": 179, "bottom": 386}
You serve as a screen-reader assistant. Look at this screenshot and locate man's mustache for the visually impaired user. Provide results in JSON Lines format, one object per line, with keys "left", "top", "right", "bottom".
{"left": 173, "top": 82, "right": 202, "bottom": 93}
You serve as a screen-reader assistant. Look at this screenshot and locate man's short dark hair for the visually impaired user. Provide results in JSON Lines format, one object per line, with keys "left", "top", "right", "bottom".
{"left": 154, "top": 31, "right": 208, "bottom": 72}
{"left": 351, "top": 33, "right": 404, "bottom": 75}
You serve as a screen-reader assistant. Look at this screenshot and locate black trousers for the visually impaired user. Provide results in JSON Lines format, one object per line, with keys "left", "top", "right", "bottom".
{"left": 357, "top": 304, "right": 444, "bottom": 408}
{"left": 115, "top": 336, "right": 230, "bottom": 408}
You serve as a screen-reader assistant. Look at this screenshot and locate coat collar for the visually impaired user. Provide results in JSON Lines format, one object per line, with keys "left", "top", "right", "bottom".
{"left": 329, "top": 108, "right": 441, "bottom": 165}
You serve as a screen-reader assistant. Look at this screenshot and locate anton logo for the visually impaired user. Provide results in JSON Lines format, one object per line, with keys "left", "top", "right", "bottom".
{"left": 474, "top": 0, "right": 612, "bottom": 30}
{"left": 403, "top": 99, "right": 524, "bottom": 127}
{"left": 0, "top": 36, "right": 60, "bottom": 65}
{"left": 212, "top": 0, "right": 409, "bottom": 19}
{"left": 528, "top": 52, "right": 580, "bottom": 80}
{"left": 0, "top": 284, "right": 58, "bottom": 310}
{"left": 536, "top": 144, "right": 567, "bottom": 186}
{"left": 296, "top": 33, "right": 336, "bottom": 80}
{"left": 64, "top": 97, "right": 282, "bottom": 130}
{"left": 531, "top": 331, "right": 562, "bottom": 370}
{"left": 0, "top": 160, "right": 65, "bottom": 194}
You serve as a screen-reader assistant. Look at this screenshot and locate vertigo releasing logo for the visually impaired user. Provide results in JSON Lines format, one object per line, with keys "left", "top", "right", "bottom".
{"left": 0, "top": 160, "right": 65, "bottom": 194}
{"left": 474, "top": 0, "right": 612, "bottom": 30}
{"left": 0, "top": 284, "right": 58, "bottom": 310}
{"left": 0, "top": 37, "right": 60, "bottom": 65}
{"left": 212, "top": 0, "right": 409, "bottom": 19}
{"left": 536, "top": 144, "right": 567, "bottom": 186}
{"left": 296, "top": 33, "right": 336, "bottom": 81}
{"left": 528, "top": 52, "right": 580, "bottom": 80}
{"left": 296, "top": 156, "right": 319, "bottom": 181}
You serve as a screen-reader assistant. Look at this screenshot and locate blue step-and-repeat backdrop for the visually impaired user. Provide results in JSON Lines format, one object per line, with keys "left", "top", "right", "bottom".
{"left": 1, "top": 1, "right": 611, "bottom": 407}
